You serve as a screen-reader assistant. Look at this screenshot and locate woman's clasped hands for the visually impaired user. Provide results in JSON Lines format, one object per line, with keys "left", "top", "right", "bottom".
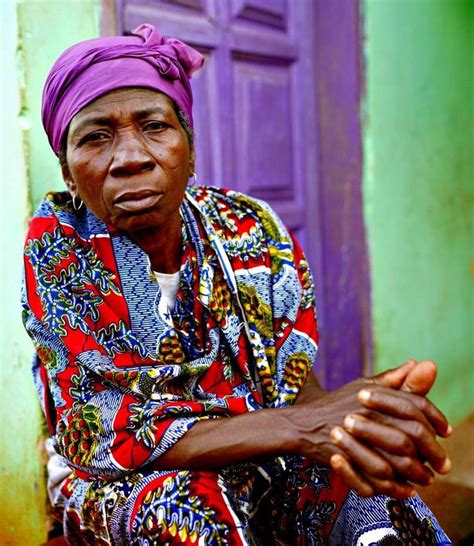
{"left": 288, "top": 360, "right": 452, "bottom": 499}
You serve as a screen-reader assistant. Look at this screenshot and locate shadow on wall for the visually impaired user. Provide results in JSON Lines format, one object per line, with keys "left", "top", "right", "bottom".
{"left": 416, "top": 412, "right": 474, "bottom": 544}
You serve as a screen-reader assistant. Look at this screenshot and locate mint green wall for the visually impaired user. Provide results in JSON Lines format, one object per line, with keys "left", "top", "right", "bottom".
{"left": 362, "top": 0, "right": 473, "bottom": 425}
{"left": 19, "top": 0, "right": 100, "bottom": 210}
{"left": 0, "top": 2, "right": 45, "bottom": 543}
{"left": 0, "top": 1, "right": 98, "bottom": 543}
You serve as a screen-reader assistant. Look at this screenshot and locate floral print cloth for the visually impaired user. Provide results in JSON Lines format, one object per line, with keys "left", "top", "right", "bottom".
{"left": 22, "top": 186, "right": 450, "bottom": 544}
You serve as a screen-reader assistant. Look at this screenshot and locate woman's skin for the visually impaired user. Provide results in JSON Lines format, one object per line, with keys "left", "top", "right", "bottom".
{"left": 64, "top": 88, "right": 195, "bottom": 273}
{"left": 63, "top": 87, "right": 452, "bottom": 499}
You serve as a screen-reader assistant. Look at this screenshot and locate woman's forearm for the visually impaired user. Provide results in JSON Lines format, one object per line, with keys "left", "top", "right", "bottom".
{"left": 294, "top": 370, "right": 326, "bottom": 405}
{"left": 149, "top": 407, "right": 296, "bottom": 470}
{"left": 149, "top": 370, "right": 325, "bottom": 471}
{"left": 149, "top": 364, "right": 451, "bottom": 497}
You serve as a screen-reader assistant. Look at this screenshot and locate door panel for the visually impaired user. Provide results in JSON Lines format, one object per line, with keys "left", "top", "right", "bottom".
{"left": 233, "top": 59, "right": 295, "bottom": 201}
{"left": 230, "top": 0, "right": 287, "bottom": 29}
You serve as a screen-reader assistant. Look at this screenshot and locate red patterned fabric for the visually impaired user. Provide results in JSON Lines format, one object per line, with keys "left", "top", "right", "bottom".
{"left": 23, "top": 187, "right": 449, "bottom": 544}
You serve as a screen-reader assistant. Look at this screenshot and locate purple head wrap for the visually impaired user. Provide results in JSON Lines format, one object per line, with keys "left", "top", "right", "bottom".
{"left": 42, "top": 24, "right": 204, "bottom": 154}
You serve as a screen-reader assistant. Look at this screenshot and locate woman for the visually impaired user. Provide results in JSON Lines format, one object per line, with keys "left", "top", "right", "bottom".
{"left": 23, "top": 24, "right": 451, "bottom": 545}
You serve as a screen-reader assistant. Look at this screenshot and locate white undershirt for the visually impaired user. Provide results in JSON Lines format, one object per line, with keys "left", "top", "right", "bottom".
{"left": 154, "top": 270, "right": 180, "bottom": 312}
{"left": 45, "top": 438, "right": 72, "bottom": 505}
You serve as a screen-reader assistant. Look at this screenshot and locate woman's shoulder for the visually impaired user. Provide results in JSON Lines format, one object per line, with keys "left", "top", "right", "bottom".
{"left": 186, "top": 185, "right": 289, "bottom": 240}
{"left": 31, "top": 191, "right": 74, "bottom": 218}
{"left": 26, "top": 191, "right": 106, "bottom": 244}
{"left": 28, "top": 191, "right": 83, "bottom": 234}
{"left": 188, "top": 184, "right": 265, "bottom": 208}
{"left": 24, "top": 191, "right": 70, "bottom": 241}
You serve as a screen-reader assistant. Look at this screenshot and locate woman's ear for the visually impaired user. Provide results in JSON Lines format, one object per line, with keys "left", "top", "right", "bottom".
{"left": 62, "top": 165, "right": 77, "bottom": 196}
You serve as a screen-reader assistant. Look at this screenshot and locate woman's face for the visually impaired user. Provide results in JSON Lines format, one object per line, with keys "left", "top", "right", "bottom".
{"left": 63, "top": 88, "right": 195, "bottom": 234}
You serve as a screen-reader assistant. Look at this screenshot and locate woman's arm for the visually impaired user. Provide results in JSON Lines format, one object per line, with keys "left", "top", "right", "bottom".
{"left": 149, "top": 406, "right": 290, "bottom": 470}
{"left": 151, "top": 361, "right": 451, "bottom": 499}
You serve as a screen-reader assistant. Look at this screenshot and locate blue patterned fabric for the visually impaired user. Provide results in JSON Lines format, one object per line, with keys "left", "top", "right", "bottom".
{"left": 23, "top": 186, "right": 450, "bottom": 544}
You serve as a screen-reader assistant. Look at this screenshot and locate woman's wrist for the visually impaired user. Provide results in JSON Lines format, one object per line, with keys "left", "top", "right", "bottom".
{"left": 278, "top": 399, "right": 335, "bottom": 462}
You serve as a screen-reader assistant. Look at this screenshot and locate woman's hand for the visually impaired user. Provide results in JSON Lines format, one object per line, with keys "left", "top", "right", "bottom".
{"left": 288, "top": 360, "right": 452, "bottom": 498}
{"left": 328, "top": 360, "right": 452, "bottom": 498}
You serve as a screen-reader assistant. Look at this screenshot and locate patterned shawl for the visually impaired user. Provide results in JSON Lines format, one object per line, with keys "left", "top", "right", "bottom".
{"left": 22, "top": 186, "right": 318, "bottom": 480}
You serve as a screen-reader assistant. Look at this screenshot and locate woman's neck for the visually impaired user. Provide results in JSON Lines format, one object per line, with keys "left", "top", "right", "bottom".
{"left": 128, "top": 216, "right": 182, "bottom": 273}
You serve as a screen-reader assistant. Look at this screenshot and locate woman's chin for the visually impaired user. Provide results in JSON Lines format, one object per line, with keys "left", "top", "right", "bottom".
{"left": 112, "top": 211, "right": 169, "bottom": 235}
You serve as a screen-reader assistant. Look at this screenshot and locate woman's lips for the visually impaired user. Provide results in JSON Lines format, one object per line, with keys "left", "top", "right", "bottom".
{"left": 114, "top": 190, "right": 162, "bottom": 212}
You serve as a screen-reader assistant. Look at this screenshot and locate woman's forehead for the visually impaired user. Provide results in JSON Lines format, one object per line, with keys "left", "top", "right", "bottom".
{"left": 69, "top": 88, "right": 175, "bottom": 130}
{"left": 76, "top": 87, "right": 172, "bottom": 114}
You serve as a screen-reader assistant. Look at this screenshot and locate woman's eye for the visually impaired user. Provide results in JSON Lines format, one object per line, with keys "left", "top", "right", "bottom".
{"left": 82, "top": 131, "right": 109, "bottom": 144}
{"left": 144, "top": 121, "right": 167, "bottom": 131}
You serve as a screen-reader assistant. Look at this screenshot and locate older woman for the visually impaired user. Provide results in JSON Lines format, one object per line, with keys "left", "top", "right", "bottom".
{"left": 23, "top": 24, "right": 451, "bottom": 545}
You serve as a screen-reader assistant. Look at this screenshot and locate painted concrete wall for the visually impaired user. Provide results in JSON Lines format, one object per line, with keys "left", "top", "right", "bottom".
{"left": 362, "top": 0, "right": 473, "bottom": 425}
{"left": 0, "top": 2, "right": 44, "bottom": 543}
{"left": 0, "top": 1, "right": 98, "bottom": 543}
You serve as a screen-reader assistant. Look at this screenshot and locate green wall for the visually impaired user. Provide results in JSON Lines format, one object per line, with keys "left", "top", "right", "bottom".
{"left": 0, "top": 2, "right": 44, "bottom": 543}
{"left": 362, "top": 0, "right": 474, "bottom": 425}
{"left": 19, "top": 0, "right": 100, "bottom": 210}
{"left": 0, "top": 1, "right": 98, "bottom": 543}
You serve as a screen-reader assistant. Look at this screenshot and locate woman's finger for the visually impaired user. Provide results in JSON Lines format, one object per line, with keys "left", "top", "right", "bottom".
{"left": 360, "top": 385, "right": 450, "bottom": 438}
{"left": 356, "top": 399, "right": 451, "bottom": 474}
{"left": 399, "top": 360, "right": 437, "bottom": 397}
{"left": 387, "top": 389, "right": 450, "bottom": 438}
{"left": 358, "top": 387, "right": 435, "bottom": 435}
{"left": 330, "top": 426, "right": 394, "bottom": 480}
{"left": 330, "top": 454, "right": 374, "bottom": 497}
{"left": 329, "top": 426, "right": 419, "bottom": 499}
{"left": 365, "top": 475, "right": 416, "bottom": 500}
{"left": 377, "top": 449, "right": 435, "bottom": 486}
{"left": 369, "top": 359, "right": 418, "bottom": 390}
{"left": 342, "top": 414, "right": 417, "bottom": 457}
{"left": 330, "top": 453, "right": 416, "bottom": 500}
{"left": 342, "top": 413, "right": 437, "bottom": 485}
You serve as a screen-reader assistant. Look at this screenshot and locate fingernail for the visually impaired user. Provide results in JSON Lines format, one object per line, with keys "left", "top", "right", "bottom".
{"left": 330, "top": 427, "right": 343, "bottom": 443}
{"left": 446, "top": 424, "right": 453, "bottom": 436}
{"left": 343, "top": 415, "right": 356, "bottom": 432}
{"left": 358, "top": 389, "right": 371, "bottom": 403}
{"left": 439, "top": 457, "right": 452, "bottom": 474}
{"left": 330, "top": 454, "right": 343, "bottom": 468}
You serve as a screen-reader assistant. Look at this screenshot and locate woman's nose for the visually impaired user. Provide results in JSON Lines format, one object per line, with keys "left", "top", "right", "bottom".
{"left": 109, "top": 136, "right": 156, "bottom": 177}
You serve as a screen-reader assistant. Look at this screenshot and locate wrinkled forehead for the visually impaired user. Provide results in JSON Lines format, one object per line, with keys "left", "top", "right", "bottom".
{"left": 69, "top": 87, "right": 174, "bottom": 123}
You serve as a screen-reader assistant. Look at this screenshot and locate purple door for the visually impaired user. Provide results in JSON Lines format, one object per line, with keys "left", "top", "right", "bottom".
{"left": 115, "top": 0, "right": 370, "bottom": 388}
{"left": 118, "top": 0, "right": 317, "bottom": 251}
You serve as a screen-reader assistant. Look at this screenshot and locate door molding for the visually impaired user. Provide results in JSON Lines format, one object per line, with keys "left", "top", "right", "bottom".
{"left": 311, "top": 0, "right": 372, "bottom": 388}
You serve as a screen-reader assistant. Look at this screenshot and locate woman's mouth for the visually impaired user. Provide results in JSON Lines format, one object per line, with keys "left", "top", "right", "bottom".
{"left": 114, "top": 190, "right": 162, "bottom": 212}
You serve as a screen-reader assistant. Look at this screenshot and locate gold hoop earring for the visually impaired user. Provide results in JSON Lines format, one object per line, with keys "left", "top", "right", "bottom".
{"left": 72, "top": 195, "right": 84, "bottom": 210}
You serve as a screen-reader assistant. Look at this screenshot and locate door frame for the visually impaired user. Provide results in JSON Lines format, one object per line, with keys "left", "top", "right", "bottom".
{"left": 310, "top": 0, "right": 372, "bottom": 388}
